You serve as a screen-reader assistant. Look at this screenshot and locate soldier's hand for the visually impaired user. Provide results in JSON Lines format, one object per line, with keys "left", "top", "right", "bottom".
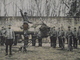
{"left": 20, "top": 9, "right": 22, "bottom": 12}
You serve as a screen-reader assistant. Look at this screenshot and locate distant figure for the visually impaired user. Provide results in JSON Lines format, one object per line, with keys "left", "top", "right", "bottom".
{"left": 66, "top": 26, "right": 73, "bottom": 51}
{"left": 57, "top": 27, "right": 61, "bottom": 48}
{"left": 78, "top": 26, "right": 80, "bottom": 45}
{"left": 5, "top": 25, "right": 15, "bottom": 56}
{"left": 37, "top": 30, "right": 42, "bottom": 47}
{"left": 60, "top": 27, "right": 65, "bottom": 49}
{"left": 19, "top": 9, "right": 32, "bottom": 51}
{"left": 73, "top": 27, "right": 78, "bottom": 49}
{"left": 0, "top": 27, "right": 6, "bottom": 45}
{"left": 50, "top": 27, "right": 57, "bottom": 48}
{"left": 32, "top": 31, "right": 37, "bottom": 46}
{"left": 19, "top": 22, "right": 29, "bottom": 52}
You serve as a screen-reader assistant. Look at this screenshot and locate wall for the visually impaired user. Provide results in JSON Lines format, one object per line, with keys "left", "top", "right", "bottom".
{"left": 0, "top": 16, "right": 80, "bottom": 31}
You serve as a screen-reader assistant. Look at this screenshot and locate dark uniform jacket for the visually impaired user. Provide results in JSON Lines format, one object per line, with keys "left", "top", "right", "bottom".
{"left": 72, "top": 30, "right": 78, "bottom": 39}
{"left": 50, "top": 28, "right": 57, "bottom": 37}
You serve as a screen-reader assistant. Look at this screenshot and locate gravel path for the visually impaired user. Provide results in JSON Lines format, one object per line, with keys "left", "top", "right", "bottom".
{"left": 0, "top": 43, "right": 80, "bottom": 60}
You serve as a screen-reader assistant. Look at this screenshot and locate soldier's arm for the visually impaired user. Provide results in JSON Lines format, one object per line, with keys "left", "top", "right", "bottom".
{"left": 56, "top": 31, "right": 57, "bottom": 37}
{"left": 65, "top": 31, "right": 68, "bottom": 38}
{"left": 20, "top": 9, "right": 24, "bottom": 19}
{"left": 12, "top": 31, "right": 15, "bottom": 42}
{"left": 77, "top": 31, "right": 78, "bottom": 39}
{"left": 64, "top": 31, "right": 66, "bottom": 38}
{"left": 77, "top": 31, "right": 79, "bottom": 36}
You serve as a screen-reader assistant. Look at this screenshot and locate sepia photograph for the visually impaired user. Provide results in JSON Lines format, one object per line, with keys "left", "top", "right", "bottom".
{"left": 0, "top": 0, "right": 80, "bottom": 60}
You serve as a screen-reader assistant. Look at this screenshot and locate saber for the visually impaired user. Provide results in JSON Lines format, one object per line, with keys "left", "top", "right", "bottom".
{"left": 14, "top": 3, "right": 21, "bottom": 10}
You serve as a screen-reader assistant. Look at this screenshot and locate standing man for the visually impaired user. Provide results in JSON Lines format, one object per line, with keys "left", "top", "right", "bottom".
{"left": 0, "top": 27, "right": 6, "bottom": 46}
{"left": 66, "top": 26, "right": 73, "bottom": 51}
{"left": 78, "top": 26, "right": 80, "bottom": 45}
{"left": 73, "top": 27, "right": 78, "bottom": 48}
{"left": 50, "top": 27, "right": 57, "bottom": 48}
{"left": 57, "top": 27, "right": 62, "bottom": 48}
{"left": 37, "top": 30, "right": 42, "bottom": 46}
{"left": 5, "top": 25, "right": 15, "bottom": 56}
{"left": 60, "top": 27, "right": 65, "bottom": 49}
{"left": 23, "top": 28, "right": 29, "bottom": 51}
{"left": 32, "top": 32, "right": 37, "bottom": 46}
{"left": 58, "top": 27, "right": 65, "bottom": 49}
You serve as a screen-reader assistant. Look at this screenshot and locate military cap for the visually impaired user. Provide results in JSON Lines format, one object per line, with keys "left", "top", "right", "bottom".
{"left": 58, "top": 27, "right": 60, "bottom": 29}
{"left": 68, "top": 26, "right": 71, "bottom": 28}
{"left": 24, "top": 12, "right": 27, "bottom": 14}
{"left": 8, "top": 25, "right": 11, "bottom": 26}
{"left": 53, "top": 26, "right": 55, "bottom": 28}
{"left": 2, "top": 26, "right": 4, "bottom": 28}
{"left": 74, "top": 27, "right": 76, "bottom": 29}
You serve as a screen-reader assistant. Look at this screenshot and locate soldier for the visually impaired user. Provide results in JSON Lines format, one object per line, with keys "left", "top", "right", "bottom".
{"left": 20, "top": 9, "right": 32, "bottom": 51}
{"left": 23, "top": 22, "right": 29, "bottom": 51}
{"left": 38, "top": 29, "right": 42, "bottom": 47}
{"left": 20, "top": 9, "right": 32, "bottom": 23}
{"left": 5, "top": 25, "right": 15, "bottom": 56}
{"left": 58, "top": 27, "right": 65, "bottom": 49}
{"left": 19, "top": 22, "right": 29, "bottom": 52}
{"left": 57, "top": 27, "right": 62, "bottom": 48}
{"left": 73, "top": 27, "right": 78, "bottom": 49}
{"left": 0, "top": 27, "right": 6, "bottom": 45}
{"left": 50, "top": 27, "right": 57, "bottom": 48}
{"left": 66, "top": 31, "right": 68, "bottom": 44}
{"left": 66, "top": 26, "right": 73, "bottom": 51}
{"left": 78, "top": 26, "right": 80, "bottom": 45}
{"left": 32, "top": 32, "right": 37, "bottom": 46}
{"left": 60, "top": 27, "right": 65, "bottom": 49}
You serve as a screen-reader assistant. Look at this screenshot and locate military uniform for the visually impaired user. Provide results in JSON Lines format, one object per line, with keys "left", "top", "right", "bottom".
{"left": 5, "top": 26, "right": 15, "bottom": 55}
{"left": 32, "top": 32, "right": 37, "bottom": 46}
{"left": 38, "top": 30, "right": 42, "bottom": 46}
{"left": 57, "top": 28, "right": 62, "bottom": 48}
{"left": 0, "top": 27, "right": 6, "bottom": 45}
{"left": 66, "top": 26, "right": 73, "bottom": 51}
{"left": 66, "top": 31, "right": 68, "bottom": 44}
{"left": 14, "top": 34, "right": 18, "bottom": 45}
{"left": 23, "top": 30, "right": 29, "bottom": 51}
{"left": 60, "top": 29, "right": 65, "bottom": 49}
{"left": 50, "top": 27, "right": 57, "bottom": 48}
{"left": 78, "top": 26, "right": 80, "bottom": 45}
{"left": 20, "top": 9, "right": 32, "bottom": 51}
{"left": 73, "top": 27, "right": 78, "bottom": 48}
{"left": 58, "top": 28, "right": 65, "bottom": 49}
{"left": 20, "top": 9, "right": 32, "bottom": 23}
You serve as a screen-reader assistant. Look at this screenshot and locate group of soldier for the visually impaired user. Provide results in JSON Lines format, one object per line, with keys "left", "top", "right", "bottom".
{"left": 0, "top": 9, "right": 80, "bottom": 56}
{"left": 50, "top": 26, "right": 79, "bottom": 51}
{"left": 0, "top": 23, "right": 80, "bottom": 56}
{"left": 19, "top": 9, "right": 80, "bottom": 51}
{"left": 30, "top": 25, "right": 80, "bottom": 51}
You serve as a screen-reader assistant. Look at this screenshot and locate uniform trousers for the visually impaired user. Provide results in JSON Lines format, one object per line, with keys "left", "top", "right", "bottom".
{"left": 5, "top": 39, "right": 13, "bottom": 55}
{"left": 73, "top": 37, "right": 78, "bottom": 48}
{"left": 50, "top": 36, "right": 57, "bottom": 48}
{"left": 38, "top": 37, "right": 42, "bottom": 46}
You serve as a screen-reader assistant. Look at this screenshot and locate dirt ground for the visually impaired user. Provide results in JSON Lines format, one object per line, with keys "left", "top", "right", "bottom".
{"left": 0, "top": 43, "right": 80, "bottom": 60}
